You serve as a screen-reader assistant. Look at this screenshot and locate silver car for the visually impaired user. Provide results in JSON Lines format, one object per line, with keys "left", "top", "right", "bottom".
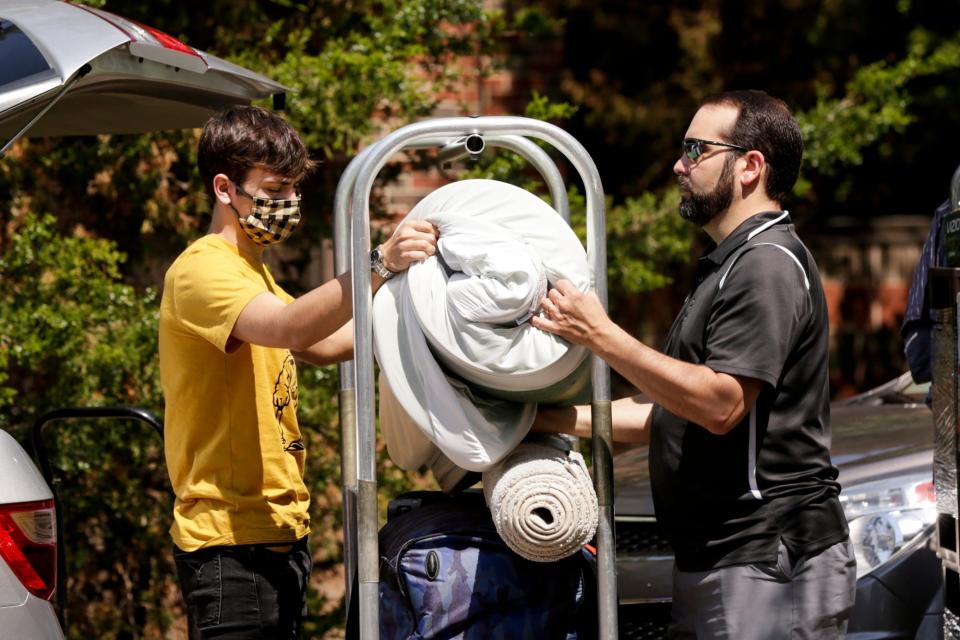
{"left": 615, "top": 373, "right": 942, "bottom": 639}
{"left": 0, "top": 431, "right": 62, "bottom": 639}
{"left": 0, "top": 1, "right": 286, "bottom": 636}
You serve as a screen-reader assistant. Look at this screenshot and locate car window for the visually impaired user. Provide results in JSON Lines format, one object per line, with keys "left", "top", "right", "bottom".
{"left": 0, "top": 19, "right": 55, "bottom": 91}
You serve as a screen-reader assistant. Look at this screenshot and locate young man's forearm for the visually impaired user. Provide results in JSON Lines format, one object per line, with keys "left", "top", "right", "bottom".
{"left": 234, "top": 270, "right": 388, "bottom": 352}
{"left": 292, "top": 321, "right": 354, "bottom": 366}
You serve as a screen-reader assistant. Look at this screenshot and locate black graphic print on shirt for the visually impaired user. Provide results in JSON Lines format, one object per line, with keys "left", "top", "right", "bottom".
{"left": 272, "top": 354, "right": 301, "bottom": 450}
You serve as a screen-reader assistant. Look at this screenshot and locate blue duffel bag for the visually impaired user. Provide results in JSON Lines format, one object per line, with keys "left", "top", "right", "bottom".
{"left": 376, "top": 490, "right": 597, "bottom": 640}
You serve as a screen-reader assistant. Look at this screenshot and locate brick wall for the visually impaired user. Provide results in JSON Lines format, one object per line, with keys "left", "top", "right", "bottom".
{"left": 811, "top": 215, "right": 930, "bottom": 395}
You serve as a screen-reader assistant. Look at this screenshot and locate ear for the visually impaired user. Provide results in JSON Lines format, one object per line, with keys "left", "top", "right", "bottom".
{"left": 212, "top": 174, "right": 233, "bottom": 206}
{"left": 738, "top": 150, "right": 766, "bottom": 190}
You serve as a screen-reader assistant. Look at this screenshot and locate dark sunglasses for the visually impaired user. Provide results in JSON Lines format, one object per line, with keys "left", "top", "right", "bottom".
{"left": 682, "top": 138, "right": 749, "bottom": 161}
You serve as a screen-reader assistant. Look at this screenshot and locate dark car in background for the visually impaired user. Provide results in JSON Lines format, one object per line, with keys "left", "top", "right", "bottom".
{"left": 614, "top": 373, "right": 942, "bottom": 639}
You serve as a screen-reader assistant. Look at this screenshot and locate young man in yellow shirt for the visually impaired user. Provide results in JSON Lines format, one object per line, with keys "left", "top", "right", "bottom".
{"left": 159, "top": 106, "right": 437, "bottom": 638}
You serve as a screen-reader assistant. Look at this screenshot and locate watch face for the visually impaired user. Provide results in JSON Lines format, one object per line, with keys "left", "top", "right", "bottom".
{"left": 370, "top": 247, "right": 392, "bottom": 278}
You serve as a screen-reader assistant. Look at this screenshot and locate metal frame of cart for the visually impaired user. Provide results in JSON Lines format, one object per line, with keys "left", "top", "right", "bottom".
{"left": 332, "top": 116, "right": 618, "bottom": 639}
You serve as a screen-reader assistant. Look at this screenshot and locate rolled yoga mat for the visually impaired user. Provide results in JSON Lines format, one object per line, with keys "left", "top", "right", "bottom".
{"left": 482, "top": 438, "right": 599, "bottom": 562}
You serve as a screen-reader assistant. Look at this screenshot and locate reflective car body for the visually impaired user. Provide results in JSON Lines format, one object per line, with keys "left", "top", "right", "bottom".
{"left": 615, "top": 374, "right": 942, "bottom": 639}
{"left": 1, "top": 0, "right": 286, "bottom": 147}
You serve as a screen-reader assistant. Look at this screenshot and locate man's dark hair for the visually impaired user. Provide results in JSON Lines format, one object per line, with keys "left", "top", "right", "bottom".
{"left": 700, "top": 90, "right": 803, "bottom": 207}
{"left": 198, "top": 105, "right": 316, "bottom": 199}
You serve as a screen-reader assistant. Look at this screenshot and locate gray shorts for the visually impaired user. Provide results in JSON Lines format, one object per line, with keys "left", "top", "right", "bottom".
{"left": 669, "top": 538, "right": 857, "bottom": 639}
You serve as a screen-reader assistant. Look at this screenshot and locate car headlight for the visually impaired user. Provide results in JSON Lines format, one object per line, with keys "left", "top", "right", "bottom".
{"left": 840, "top": 472, "right": 936, "bottom": 577}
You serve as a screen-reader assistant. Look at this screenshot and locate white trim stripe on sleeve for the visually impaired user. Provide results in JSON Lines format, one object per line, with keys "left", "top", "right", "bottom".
{"left": 747, "top": 210, "right": 789, "bottom": 240}
{"left": 748, "top": 408, "right": 762, "bottom": 500}
{"left": 753, "top": 243, "right": 810, "bottom": 290}
{"left": 718, "top": 242, "right": 810, "bottom": 291}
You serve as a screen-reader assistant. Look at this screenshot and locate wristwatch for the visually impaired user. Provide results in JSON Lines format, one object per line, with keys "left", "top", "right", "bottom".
{"left": 370, "top": 245, "right": 396, "bottom": 280}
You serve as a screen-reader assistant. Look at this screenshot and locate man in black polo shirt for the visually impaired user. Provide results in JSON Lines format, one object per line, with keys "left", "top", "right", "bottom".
{"left": 532, "top": 90, "right": 854, "bottom": 638}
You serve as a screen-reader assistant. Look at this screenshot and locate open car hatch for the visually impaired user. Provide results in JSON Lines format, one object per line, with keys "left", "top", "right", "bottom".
{"left": 0, "top": 0, "right": 287, "bottom": 149}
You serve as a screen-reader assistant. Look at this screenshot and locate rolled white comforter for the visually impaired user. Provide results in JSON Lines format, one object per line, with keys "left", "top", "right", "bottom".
{"left": 482, "top": 439, "right": 598, "bottom": 562}
{"left": 373, "top": 179, "right": 591, "bottom": 475}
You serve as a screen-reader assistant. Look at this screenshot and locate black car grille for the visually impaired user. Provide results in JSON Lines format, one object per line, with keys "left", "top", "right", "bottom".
{"left": 619, "top": 602, "right": 671, "bottom": 639}
{"left": 616, "top": 519, "right": 672, "bottom": 555}
{"left": 616, "top": 520, "right": 672, "bottom": 638}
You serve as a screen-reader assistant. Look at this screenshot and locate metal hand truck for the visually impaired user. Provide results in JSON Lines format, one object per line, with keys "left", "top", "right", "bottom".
{"left": 333, "top": 116, "right": 618, "bottom": 639}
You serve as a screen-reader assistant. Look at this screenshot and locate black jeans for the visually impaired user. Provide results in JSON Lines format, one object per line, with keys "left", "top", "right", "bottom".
{"left": 173, "top": 537, "right": 312, "bottom": 639}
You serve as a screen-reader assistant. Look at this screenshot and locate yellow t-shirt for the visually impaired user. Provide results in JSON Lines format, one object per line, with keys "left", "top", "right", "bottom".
{"left": 159, "top": 234, "right": 310, "bottom": 551}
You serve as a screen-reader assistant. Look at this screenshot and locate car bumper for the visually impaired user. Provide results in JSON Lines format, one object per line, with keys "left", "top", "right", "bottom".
{"left": 0, "top": 561, "right": 63, "bottom": 640}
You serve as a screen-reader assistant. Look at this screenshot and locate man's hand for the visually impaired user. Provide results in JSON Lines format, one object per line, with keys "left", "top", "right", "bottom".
{"left": 530, "top": 279, "right": 612, "bottom": 350}
{"left": 380, "top": 220, "right": 439, "bottom": 273}
{"left": 532, "top": 280, "right": 763, "bottom": 436}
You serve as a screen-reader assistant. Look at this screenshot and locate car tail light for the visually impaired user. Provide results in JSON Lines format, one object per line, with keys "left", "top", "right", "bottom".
{"left": 0, "top": 499, "right": 56, "bottom": 600}
{"left": 135, "top": 22, "right": 200, "bottom": 57}
{"left": 73, "top": 4, "right": 208, "bottom": 73}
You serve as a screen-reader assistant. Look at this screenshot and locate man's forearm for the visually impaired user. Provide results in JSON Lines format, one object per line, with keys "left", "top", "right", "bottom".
{"left": 590, "top": 322, "right": 755, "bottom": 435}
{"left": 533, "top": 396, "right": 652, "bottom": 444}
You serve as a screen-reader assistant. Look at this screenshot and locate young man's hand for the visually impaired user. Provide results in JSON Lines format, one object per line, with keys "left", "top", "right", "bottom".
{"left": 380, "top": 220, "right": 439, "bottom": 273}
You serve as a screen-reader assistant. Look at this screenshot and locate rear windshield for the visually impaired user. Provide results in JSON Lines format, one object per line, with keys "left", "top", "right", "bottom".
{"left": 0, "top": 19, "right": 53, "bottom": 89}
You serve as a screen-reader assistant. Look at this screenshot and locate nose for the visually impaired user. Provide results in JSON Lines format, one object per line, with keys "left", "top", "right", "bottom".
{"left": 673, "top": 155, "right": 689, "bottom": 176}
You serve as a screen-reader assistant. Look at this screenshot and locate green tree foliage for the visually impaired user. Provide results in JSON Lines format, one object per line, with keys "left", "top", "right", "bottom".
{"left": 0, "top": 214, "right": 170, "bottom": 637}
{"left": 798, "top": 27, "right": 960, "bottom": 197}
{"left": 237, "top": 1, "right": 504, "bottom": 157}
{"left": 537, "top": 0, "right": 960, "bottom": 223}
{"left": 3, "top": 0, "right": 960, "bottom": 637}
{"left": 0, "top": 215, "right": 161, "bottom": 428}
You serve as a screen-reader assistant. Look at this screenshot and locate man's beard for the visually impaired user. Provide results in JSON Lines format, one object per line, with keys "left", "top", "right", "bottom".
{"left": 678, "top": 155, "right": 735, "bottom": 226}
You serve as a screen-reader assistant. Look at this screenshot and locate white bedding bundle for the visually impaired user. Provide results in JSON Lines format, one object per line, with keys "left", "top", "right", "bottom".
{"left": 373, "top": 179, "right": 592, "bottom": 475}
{"left": 482, "top": 440, "right": 598, "bottom": 563}
{"left": 372, "top": 178, "right": 598, "bottom": 560}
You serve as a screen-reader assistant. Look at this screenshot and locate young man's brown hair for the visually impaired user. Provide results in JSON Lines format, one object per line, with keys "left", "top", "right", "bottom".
{"left": 197, "top": 105, "right": 317, "bottom": 198}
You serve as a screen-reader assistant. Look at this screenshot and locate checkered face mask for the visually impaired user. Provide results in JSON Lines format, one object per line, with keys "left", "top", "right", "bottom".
{"left": 232, "top": 183, "right": 302, "bottom": 247}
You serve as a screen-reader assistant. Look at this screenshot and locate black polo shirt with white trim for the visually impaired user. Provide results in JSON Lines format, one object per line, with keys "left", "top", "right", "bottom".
{"left": 649, "top": 211, "right": 848, "bottom": 571}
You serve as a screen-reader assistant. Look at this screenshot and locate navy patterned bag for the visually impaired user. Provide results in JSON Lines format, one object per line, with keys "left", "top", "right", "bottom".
{"left": 376, "top": 490, "right": 597, "bottom": 640}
